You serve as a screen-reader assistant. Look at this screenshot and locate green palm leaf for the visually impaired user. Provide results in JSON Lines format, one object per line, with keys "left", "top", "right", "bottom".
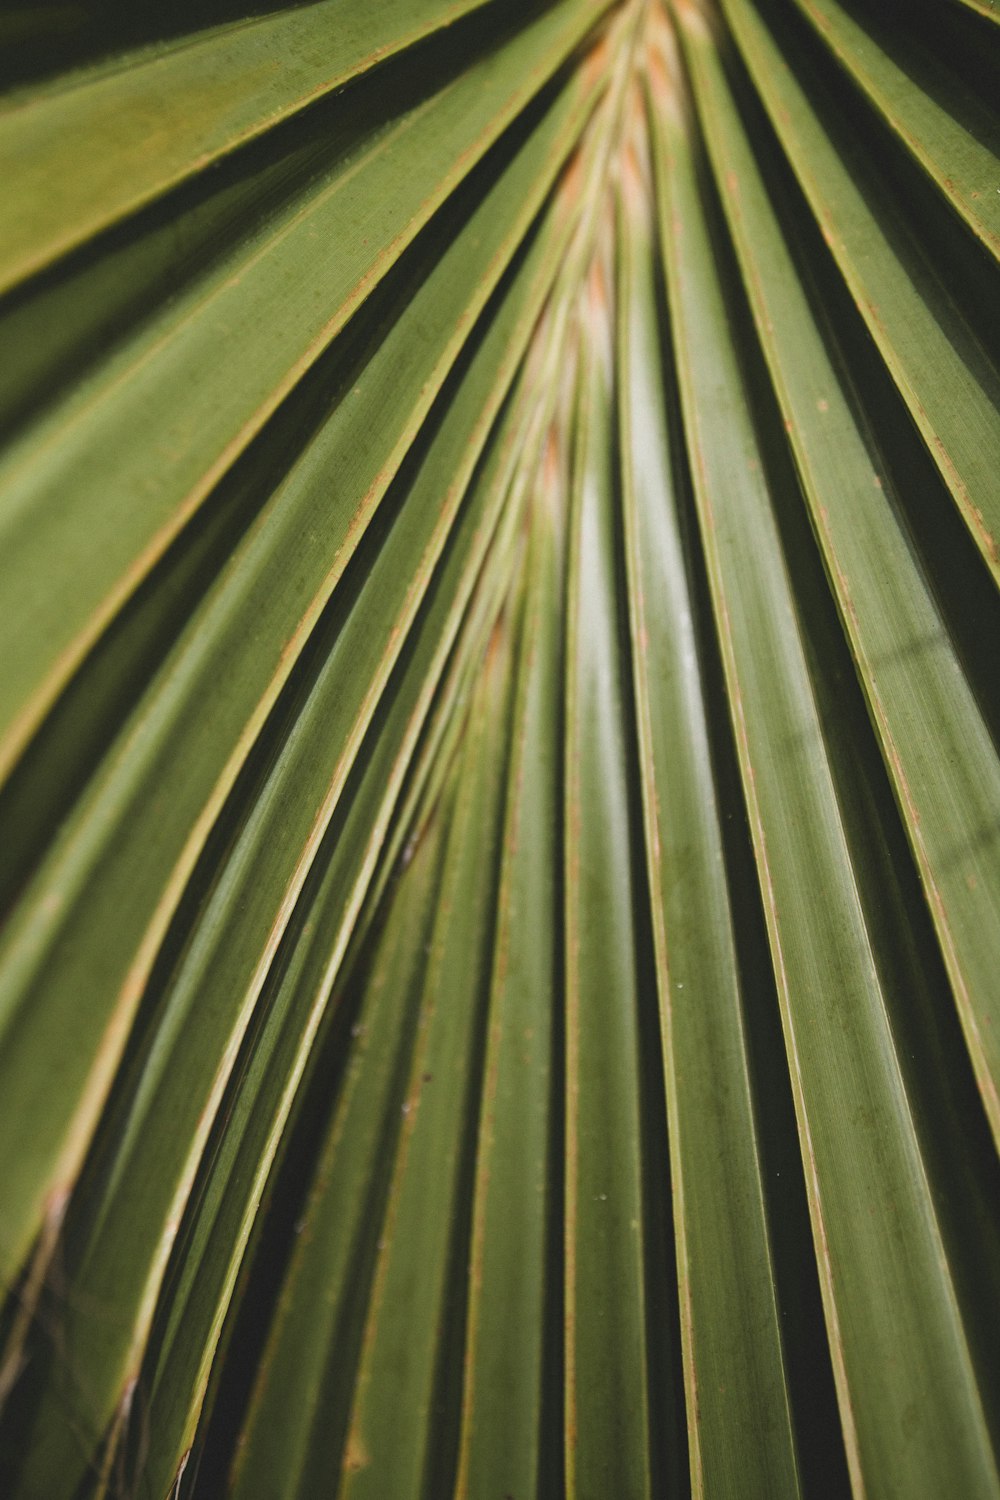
{"left": 0, "top": 1, "right": 998, "bottom": 1496}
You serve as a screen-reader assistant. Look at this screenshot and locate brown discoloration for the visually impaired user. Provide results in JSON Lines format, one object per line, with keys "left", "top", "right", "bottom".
{"left": 646, "top": 4, "right": 690, "bottom": 134}
{"left": 343, "top": 1430, "right": 370, "bottom": 1473}
{"left": 588, "top": 249, "right": 610, "bottom": 318}
{"left": 645, "top": 32, "right": 672, "bottom": 104}
{"left": 558, "top": 142, "right": 586, "bottom": 215}
{"left": 484, "top": 610, "right": 508, "bottom": 670}
{"left": 620, "top": 134, "right": 645, "bottom": 214}
{"left": 543, "top": 427, "right": 561, "bottom": 495}
{"left": 581, "top": 22, "right": 614, "bottom": 92}
{"left": 619, "top": 78, "right": 652, "bottom": 224}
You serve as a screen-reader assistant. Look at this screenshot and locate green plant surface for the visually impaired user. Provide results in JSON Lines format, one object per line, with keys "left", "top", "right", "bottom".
{"left": 1, "top": 1, "right": 998, "bottom": 1497}
{"left": 618, "top": 118, "right": 800, "bottom": 1497}
{"left": 653, "top": 16, "right": 997, "bottom": 1491}
{"left": 789, "top": 0, "right": 1000, "bottom": 259}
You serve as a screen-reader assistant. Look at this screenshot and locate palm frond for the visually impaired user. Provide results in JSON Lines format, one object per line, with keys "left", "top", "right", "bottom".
{"left": 1, "top": 1, "right": 998, "bottom": 1496}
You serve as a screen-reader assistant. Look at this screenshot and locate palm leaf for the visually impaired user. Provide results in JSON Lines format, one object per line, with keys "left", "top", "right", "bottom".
{"left": 0, "top": 1, "right": 998, "bottom": 1496}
